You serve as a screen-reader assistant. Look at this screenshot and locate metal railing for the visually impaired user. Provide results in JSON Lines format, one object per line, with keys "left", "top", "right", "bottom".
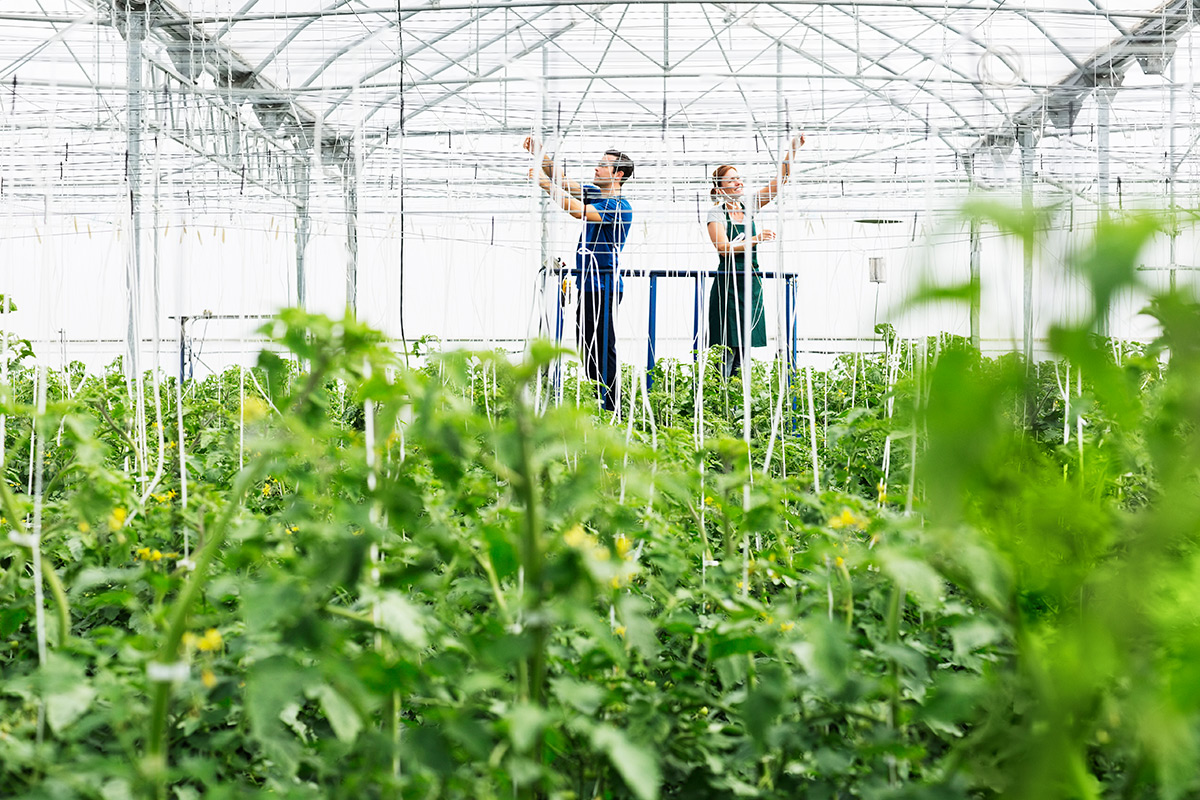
{"left": 546, "top": 265, "right": 805, "bottom": 387}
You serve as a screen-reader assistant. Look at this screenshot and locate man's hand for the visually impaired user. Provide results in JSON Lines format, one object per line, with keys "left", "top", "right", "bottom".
{"left": 529, "top": 167, "right": 550, "bottom": 191}
{"left": 525, "top": 136, "right": 556, "bottom": 179}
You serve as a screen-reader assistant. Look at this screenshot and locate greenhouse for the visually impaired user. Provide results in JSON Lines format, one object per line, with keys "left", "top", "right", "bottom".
{"left": 5, "top": 1, "right": 1200, "bottom": 797}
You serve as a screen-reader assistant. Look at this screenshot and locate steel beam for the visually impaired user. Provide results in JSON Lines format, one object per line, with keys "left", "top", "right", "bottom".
{"left": 972, "top": 0, "right": 1194, "bottom": 152}
{"left": 154, "top": 2, "right": 1198, "bottom": 25}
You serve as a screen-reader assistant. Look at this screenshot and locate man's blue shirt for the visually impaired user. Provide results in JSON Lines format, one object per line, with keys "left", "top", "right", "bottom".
{"left": 575, "top": 185, "right": 632, "bottom": 293}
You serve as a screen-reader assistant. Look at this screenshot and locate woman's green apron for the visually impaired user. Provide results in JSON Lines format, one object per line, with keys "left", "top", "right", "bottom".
{"left": 708, "top": 205, "right": 767, "bottom": 350}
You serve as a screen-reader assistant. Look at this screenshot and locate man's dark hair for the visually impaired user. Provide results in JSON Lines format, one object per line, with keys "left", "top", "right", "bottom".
{"left": 605, "top": 149, "right": 634, "bottom": 184}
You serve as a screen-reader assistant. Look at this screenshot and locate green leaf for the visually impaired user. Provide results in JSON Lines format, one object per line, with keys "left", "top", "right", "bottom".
{"left": 550, "top": 676, "right": 606, "bottom": 715}
{"left": 377, "top": 592, "right": 430, "bottom": 649}
{"left": 616, "top": 595, "right": 659, "bottom": 658}
{"left": 711, "top": 633, "right": 771, "bottom": 660}
{"left": 878, "top": 551, "right": 944, "bottom": 609}
{"left": 506, "top": 702, "right": 549, "bottom": 754}
{"left": 592, "top": 724, "right": 661, "bottom": 800}
{"left": 41, "top": 652, "right": 96, "bottom": 735}
{"left": 46, "top": 680, "right": 96, "bottom": 735}
{"left": 787, "top": 618, "right": 851, "bottom": 693}
{"left": 100, "top": 779, "right": 135, "bottom": 800}
{"left": 245, "top": 656, "right": 310, "bottom": 777}
{"left": 0, "top": 607, "right": 28, "bottom": 638}
{"left": 740, "top": 662, "right": 786, "bottom": 749}
{"left": 315, "top": 684, "right": 363, "bottom": 743}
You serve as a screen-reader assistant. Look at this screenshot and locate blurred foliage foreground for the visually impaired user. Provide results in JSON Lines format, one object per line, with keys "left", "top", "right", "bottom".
{"left": 5, "top": 211, "right": 1200, "bottom": 800}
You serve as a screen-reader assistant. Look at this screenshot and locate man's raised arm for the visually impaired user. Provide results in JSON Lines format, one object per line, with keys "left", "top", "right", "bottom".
{"left": 524, "top": 136, "right": 583, "bottom": 200}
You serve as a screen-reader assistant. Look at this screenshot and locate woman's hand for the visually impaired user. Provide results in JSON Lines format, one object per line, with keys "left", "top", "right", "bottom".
{"left": 523, "top": 136, "right": 539, "bottom": 154}
{"left": 782, "top": 135, "right": 804, "bottom": 180}
{"left": 755, "top": 230, "right": 777, "bottom": 243}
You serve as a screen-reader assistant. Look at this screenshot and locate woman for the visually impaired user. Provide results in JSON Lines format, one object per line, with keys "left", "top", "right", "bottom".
{"left": 706, "top": 136, "right": 803, "bottom": 378}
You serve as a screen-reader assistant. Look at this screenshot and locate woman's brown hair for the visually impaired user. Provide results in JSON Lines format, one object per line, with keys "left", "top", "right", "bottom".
{"left": 710, "top": 165, "right": 736, "bottom": 200}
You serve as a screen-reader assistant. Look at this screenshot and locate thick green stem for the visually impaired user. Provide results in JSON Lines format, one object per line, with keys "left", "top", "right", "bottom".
{"left": 39, "top": 556, "right": 70, "bottom": 648}
{"left": 886, "top": 582, "right": 904, "bottom": 785}
{"left": 145, "top": 464, "right": 261, "bottom": 795}
{"left": 512, "top": 386, "right": 546, "bottom": 798}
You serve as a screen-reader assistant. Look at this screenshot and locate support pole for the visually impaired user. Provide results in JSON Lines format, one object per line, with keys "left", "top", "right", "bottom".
{"left": 539, "top": 47, "right": 550, "bottom": 275}
{"left": 1095, "top": 83, "right": 1116, "bottom": 338}
{"left": 344, "top": 146, "right": 360, "bottom": 315}
{"left": 1168, "top": 58, "right": 1178, "bottom": 293}
{"left": 294, "top": 156, "right": 312, "bottom": 310}
{"left": 964, "top": 154, "right": 981, "bottom": 351}
{"left": 969, "top": 216, "right": 981, "bottom": 351}
{"left": 1096, "top": 86, "right": 1114, "bottom": 217}
{"left": 775, "top": 41, "right": 786, "bottom": 363}
{"left": 1018, "top": 125, "right": 1037, "bottom": 369}
{"left": 646, "top": 274, "right": 658, "bottom": 387}
{"left": 178, "top": 315, "right": 187, "bottom": 384}
{"left": 124, "top": 2, "right": 146, "bottom": 390}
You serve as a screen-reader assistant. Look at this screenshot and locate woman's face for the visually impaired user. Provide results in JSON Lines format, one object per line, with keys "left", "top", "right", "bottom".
{"left": 719, "top": 169, "right": 744, "bottom": 198}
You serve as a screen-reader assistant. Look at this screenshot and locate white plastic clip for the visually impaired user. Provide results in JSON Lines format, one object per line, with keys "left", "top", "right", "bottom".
{"left": 147, "top": 661, "right": 190, "bottom": 683}
{"left": 7, "top": 530, "right": 35, "bottom": 548}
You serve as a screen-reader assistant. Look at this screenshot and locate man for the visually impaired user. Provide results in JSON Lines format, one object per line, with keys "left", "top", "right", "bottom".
{"left": 525, "top": 137, "right": 634, "bottom": 412}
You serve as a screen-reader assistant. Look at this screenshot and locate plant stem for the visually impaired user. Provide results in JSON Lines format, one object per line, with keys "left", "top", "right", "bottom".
{"left": 39, "top": 556, "right": 70, "bottom": 648}
{"left": 145, "top": 464, "right": 260, "bottom": 797}
{"left": 512, "top": 384, "right": 546, "bottom": 797}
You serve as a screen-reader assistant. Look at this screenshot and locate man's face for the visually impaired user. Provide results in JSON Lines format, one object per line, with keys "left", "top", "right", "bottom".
{"left": 594, "top": 154, "right": 621, "bottom": 188}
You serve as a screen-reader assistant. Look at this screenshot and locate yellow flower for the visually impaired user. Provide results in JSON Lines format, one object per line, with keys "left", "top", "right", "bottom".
{"left": 242, "top": 397, "right": 268, "bottom": 423}
{"left": 563, "top": 524, "right": 588, "bottom": 548}
{"left": 615, "top": 537, "right": 632, "bottom": 558}
{"left": 197, "top": 628, "right": 222, "bottom": 652}
{"left": 829, "top": 508, "right": 863, "bottom": 530}
{"left": 135, "top": 547, "right": 150, "bottom": 560}
{"left": 704, "top": 496, "right": 713, "bottom": 505}
{"left": 285, "top": 524, "right": 298, "bottom": 535}
{"left": 109, "top": 507, "right": 127, "bottom": 529}
{"left": 877, "top": 481, "right": 888, "bottom": 503}
{"left": 835, "top": 556, "right": 845, "bottom": 568}
{"left": 78, "top": 521, "right": 91, "bottom": 533}
{"left": 610, "top": 576, "right": 623, "bottom": 590}
{"left": 201, "top": 668, "right": 217, "bottom": 689}
{"left": 614, "top": 626, "right": 626, "bottom": 638}
{"left": 780, "top": 622, "right": 795, "bottom": 632}
{"left": 182, "top": 632, "right": 197, "bottom": 648}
